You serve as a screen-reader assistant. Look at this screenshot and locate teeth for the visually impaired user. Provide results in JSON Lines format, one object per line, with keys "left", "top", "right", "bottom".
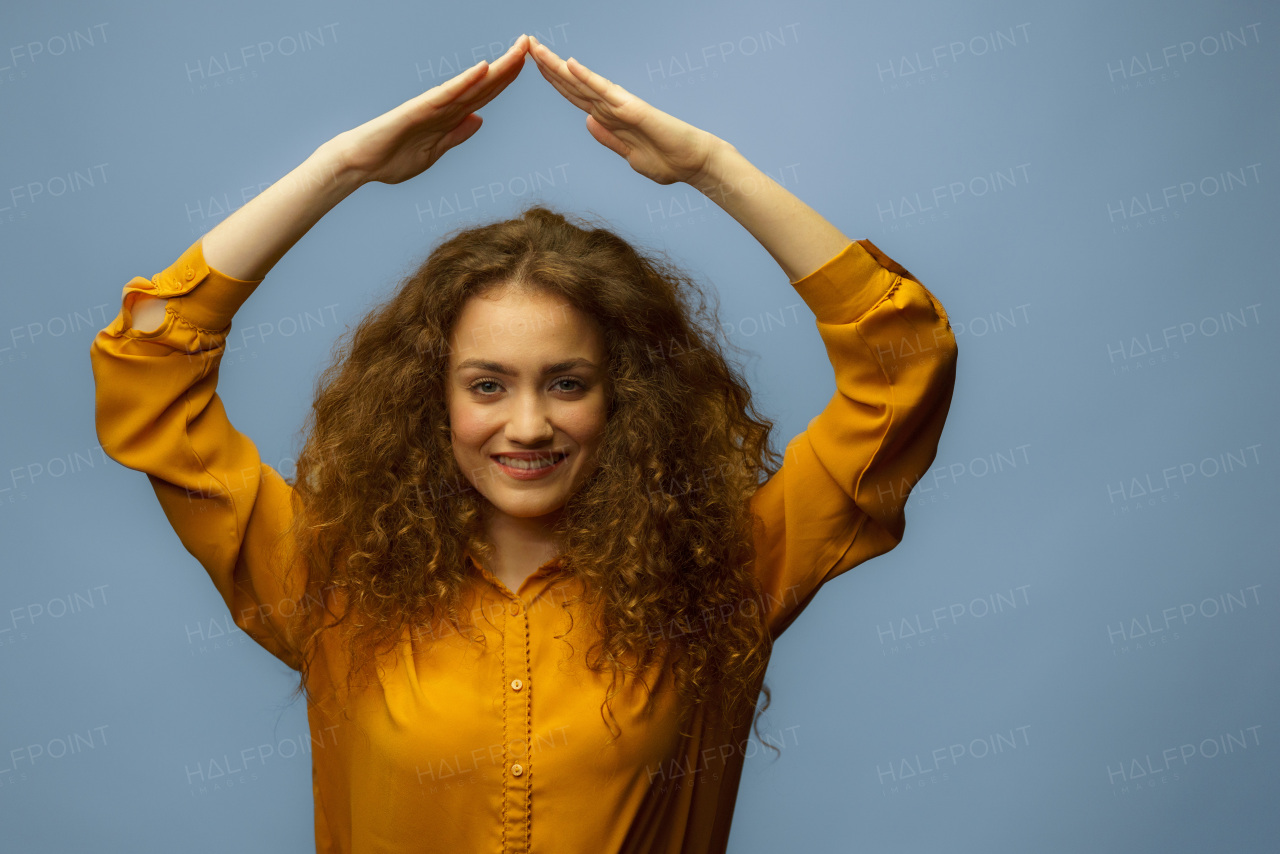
{"left": 496, "top": 455, "right": 563, "bottom": 470}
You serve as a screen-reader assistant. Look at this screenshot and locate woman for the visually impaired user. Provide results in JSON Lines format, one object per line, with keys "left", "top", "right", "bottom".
{"left": 91, "top": 34, "right": 957, "bottom": 854}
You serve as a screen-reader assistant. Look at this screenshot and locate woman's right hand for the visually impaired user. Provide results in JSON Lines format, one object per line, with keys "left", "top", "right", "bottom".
{"left": 194, "top": 36, "right": 529, "bottom": 283}
{"left": 332, "top": 34, "right": 530, "bottom": 186}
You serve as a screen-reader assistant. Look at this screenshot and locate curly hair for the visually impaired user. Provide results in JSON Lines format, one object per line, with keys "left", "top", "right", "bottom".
{"left": 280, "top": 205, "right": 786, "bottom": 741}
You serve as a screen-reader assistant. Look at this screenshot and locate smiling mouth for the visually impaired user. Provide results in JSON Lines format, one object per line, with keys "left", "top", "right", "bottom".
{"left": 492, "top": 452, "right": 568, "bottom": 471}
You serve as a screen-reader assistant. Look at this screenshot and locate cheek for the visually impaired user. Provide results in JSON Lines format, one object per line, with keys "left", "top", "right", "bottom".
{"left": 447, "top": 402, "right": 491, "bottom": 455}
{"left": 564, "top": 402, "right": 608, "bottom": 449}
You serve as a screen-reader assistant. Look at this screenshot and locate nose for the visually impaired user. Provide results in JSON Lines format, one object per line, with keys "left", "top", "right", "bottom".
{"left": 504, "top": 392, "right": 555, "bottom": 445}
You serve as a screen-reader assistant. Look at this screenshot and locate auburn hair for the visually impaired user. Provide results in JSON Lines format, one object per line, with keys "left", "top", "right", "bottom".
{"left": 280, "top": 205, "right": 785, "bottom": 741}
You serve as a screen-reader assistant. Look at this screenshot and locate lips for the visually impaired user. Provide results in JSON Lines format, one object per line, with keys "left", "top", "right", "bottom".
{"left": 492, "top": 452, "right": 568, "bottom": 471}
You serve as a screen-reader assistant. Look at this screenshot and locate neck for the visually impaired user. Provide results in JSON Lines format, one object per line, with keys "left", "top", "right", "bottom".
{"left": 481, "top": 507, "right": 564, "bottom": 587}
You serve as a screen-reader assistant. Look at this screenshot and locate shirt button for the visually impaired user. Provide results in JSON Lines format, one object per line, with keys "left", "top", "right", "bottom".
{"left": 509, "top": 600, "right": 521, "bottom": 616}
{"left": 183, "top": 265, "right": 195, "bottom": 281}
{"left": 511, "top": 763, "right": 524, "bottom": 777}
{"left": 510, "top": 679, "right": 523, "bottom": 692}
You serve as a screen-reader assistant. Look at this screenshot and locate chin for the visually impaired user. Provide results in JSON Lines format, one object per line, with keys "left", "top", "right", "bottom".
{"left": 487, "top": 493, "right": 568, "bottom": 520}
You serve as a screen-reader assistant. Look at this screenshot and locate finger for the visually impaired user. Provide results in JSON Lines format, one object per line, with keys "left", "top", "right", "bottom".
{"left": 483, "top": 34, "right": 529, "bottom": 79}
{"left": 457, "top": 43, "right": 525, "bottom": 102}
{"left": 529, "top": 47, "right": 598, "bottom": 110}
{"left": 457, "top": 57, "right": 525, "bottom": 112}
{"left": 528, "top": 35, "right": 558, "bottom": 63}
{"left": 529, "top": 39, "right": 626, "bottom": 130}
{"left": 550, "top": 59, "right": 602, "bottom": 105}
{"left": 430, "top": 60, "right": 491, "bottom": 103}
{"left": 529, "top": 38, "right": 596, "bottom": 100}
{"left": 434, "top": 36, "right": 526, "bottom": 106}
{"left": 442, "top": 45, "right": 527, "bottom": 117}
{"left": 565, "top": 58, "right": 636, "bottom": 114}
{"left": 532, "top": 57, "right": 596, "bottom": 113}
{"left": 564, "top": 57, "right": 618, "bottom": 99}
{"left": 399, "top": 62, "right": 488, "bottom": 124}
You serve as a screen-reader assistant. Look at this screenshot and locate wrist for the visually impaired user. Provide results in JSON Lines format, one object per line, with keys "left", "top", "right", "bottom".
{"left": 199, "top": 142, "right": 366, "bottom": 283}
{"left": 686, "top": 138, "right": 753, "bottom": 202}
{"left": 309, "top": 136, "right": 371, "bottom": 197}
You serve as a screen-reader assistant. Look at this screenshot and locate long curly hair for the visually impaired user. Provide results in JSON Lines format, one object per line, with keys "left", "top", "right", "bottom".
{"left": 280, "top": 205, "right": 785, "bottom": 739}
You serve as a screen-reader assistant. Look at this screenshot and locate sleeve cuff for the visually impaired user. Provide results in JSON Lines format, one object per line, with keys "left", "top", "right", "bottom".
{"left": 150, "top": 238, "right": 264, "bottom": 333}
{"left": 789, "top": 239, "right": 913, "bottom": 326}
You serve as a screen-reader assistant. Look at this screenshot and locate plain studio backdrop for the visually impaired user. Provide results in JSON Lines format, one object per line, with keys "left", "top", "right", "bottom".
{"left": 0, "top": 0, "right": 1276, "bottom": 851}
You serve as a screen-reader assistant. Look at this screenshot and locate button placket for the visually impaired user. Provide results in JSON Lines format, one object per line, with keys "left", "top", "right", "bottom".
{"left": 500, "top": 596, "right": 532, "bottom": 851}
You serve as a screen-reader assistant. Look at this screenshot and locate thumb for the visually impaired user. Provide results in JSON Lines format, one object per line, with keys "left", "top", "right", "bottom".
{"left": 439, "top": 113, "right": 484, "bottom": 151}
{"left": 585, "top": 115, "right": 629, "bottom": 159}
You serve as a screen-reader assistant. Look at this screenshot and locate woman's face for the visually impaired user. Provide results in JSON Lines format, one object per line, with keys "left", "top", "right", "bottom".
{"left": 446, "top": 283, "right": 609, "bottom": 526}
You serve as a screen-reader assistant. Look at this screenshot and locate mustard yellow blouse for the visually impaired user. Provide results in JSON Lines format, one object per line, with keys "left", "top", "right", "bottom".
{"left": 90, "top": 237, "right": 957, "bottom": 853}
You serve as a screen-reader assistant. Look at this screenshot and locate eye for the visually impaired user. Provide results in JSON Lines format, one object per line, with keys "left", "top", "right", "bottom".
{"left": 464, "top": 376, "right": 587, "bottom": 396}
{"left": 553, "top": 377, "right": 585, "bottom": 393}
{"left": 466, "top": 378, "right": 502, "bottom": 395}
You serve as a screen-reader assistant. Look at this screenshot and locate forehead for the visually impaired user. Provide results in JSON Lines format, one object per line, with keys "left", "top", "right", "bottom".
{"left": 448, "top": 285, "right": 604, "bottom": 366}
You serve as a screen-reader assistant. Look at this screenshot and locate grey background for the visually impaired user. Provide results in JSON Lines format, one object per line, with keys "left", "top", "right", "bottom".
{"left": 1, "top": 0, "right": 1277, "bottom": 851}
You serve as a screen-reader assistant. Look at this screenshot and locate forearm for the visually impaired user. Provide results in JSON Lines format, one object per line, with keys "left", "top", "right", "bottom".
{"left": 200, "top": 140, "right": 366, "bottom": 281}
{"left": 688, "top": 140, "right": 852, "bottom": 283}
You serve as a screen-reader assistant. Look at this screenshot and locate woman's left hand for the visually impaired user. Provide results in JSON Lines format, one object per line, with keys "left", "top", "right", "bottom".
{"left": 528, "top": 36, "right": 725, "bottom": 186}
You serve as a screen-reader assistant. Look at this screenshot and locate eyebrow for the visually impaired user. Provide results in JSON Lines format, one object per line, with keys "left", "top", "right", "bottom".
{"left": 454, "top": 357, "right": 599, "bottom": 374}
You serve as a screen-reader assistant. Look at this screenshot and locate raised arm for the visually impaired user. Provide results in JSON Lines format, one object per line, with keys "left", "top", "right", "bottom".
{"left": 527, "top": 36, "right": 850, "bottom": 283}
{"left": 95, "top": 38, "right": 533, "bottom": 666}
{"left": 529, "top": 41, "right": 959, "bottom": 637}
{"left": 132, "top": 35, "right": 531, "bottom": 333}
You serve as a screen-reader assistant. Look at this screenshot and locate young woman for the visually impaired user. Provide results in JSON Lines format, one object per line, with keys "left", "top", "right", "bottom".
{"left": 91, "top": 34, "right": 957, "bottom": 853}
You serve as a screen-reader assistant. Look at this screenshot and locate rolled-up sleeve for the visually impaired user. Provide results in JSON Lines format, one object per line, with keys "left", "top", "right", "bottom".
{"left": 89, "top": 239, "right": 306, "bottom": 669}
